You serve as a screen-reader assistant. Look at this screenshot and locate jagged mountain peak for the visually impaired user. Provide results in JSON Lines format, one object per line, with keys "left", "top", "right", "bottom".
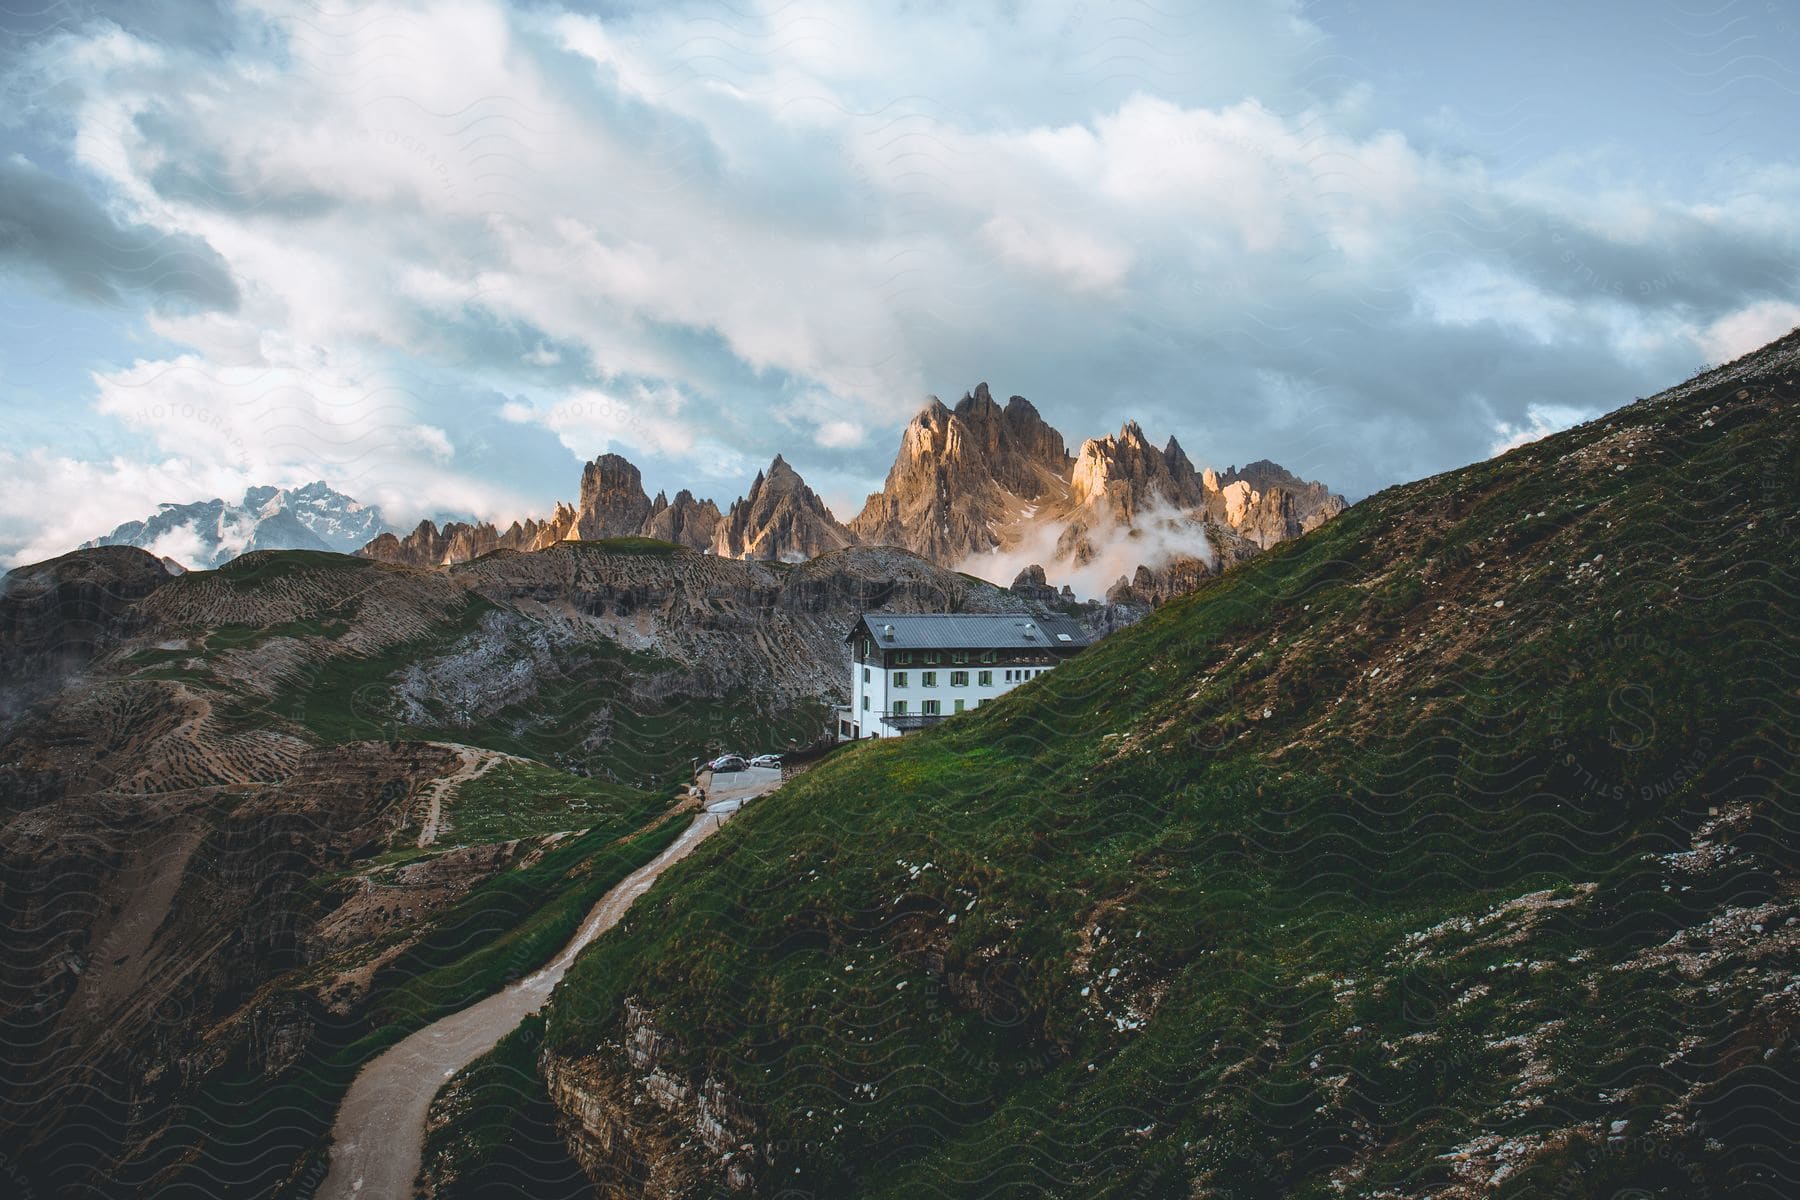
{"left": 713, "top": 455, "right": 853, "bottom": 562}
{"left": 349, "top": 387, "right": 1341, "bottom": 600}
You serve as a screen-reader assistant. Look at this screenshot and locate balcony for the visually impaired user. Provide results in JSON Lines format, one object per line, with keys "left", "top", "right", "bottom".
{"left": 883, "top": 711, "right": 947, "bottom": 732}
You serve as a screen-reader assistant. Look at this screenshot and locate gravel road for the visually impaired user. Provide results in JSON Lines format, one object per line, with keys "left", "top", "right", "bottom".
{"left": 315, "top": 769, "right": 778, "bottom": 1198}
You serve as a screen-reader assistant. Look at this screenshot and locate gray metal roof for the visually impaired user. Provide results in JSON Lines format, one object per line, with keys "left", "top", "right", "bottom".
{"left": 849, "top": 611, "right": 1093, "bottom": 650}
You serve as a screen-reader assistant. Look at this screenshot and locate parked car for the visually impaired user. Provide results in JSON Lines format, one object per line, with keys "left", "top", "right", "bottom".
{"left": 750, "top": 753, "right": 782, "bottom": 768}
{"left": 709, "top": 754, "right": 749, "bottom": 773}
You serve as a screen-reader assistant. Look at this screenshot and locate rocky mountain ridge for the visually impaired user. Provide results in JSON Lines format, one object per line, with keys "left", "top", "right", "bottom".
{"left": 358, "top": 384, "right": 1343, "bottom": 605}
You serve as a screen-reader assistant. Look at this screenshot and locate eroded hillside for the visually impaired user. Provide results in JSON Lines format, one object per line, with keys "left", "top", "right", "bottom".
{"left": 0, "top": 539, "right": 1061, "bottom": 1196}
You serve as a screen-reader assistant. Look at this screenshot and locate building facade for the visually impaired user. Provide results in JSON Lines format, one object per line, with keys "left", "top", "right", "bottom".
{"left": 838, "top": 612, "right": 1093, "bottom": 740}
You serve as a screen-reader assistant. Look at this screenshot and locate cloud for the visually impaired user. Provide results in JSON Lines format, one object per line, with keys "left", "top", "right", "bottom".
{"left": 1698, "top": 300, "right": 1800, "bottom": 366}
{"left": 86, "top": 350, "right": 552, "bottom": 529}
{"left": 0, "top": 448, "right": 249, "bottom": 568}
{"left": 0, "top": 156, "right": 239, "bottom": 312}
{"left": 814, "top": 420, "right": 864, "bottom": 450}
{"left": 1, "top": 0, "right": 1798, "bottom": 568}
{"left": 1488, "top": 403, "right": 1598, "bottom": 458}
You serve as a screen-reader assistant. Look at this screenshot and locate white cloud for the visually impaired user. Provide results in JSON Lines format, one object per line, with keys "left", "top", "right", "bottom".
{"left": 501, "top": 384, "right": 698, "bottom": 459}
{"left": 1489, "top": 403, "right": 1596, "bottom": 457}
{"left": 814, "top": 420, "right": 865, "bottom": 449}
{"left": 0, "top": 449, "right": 247, "bottom": 568}
{"left": 1698, "top": 300, "right": 1800, "bottom": 366}
{"left": 4, "top": 0, "right": 1799, "bottom": 567}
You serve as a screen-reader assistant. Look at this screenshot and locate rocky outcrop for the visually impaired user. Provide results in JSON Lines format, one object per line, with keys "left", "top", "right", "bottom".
{"left": 358, "top": 461, "right": 712, "bottom": 568}
{"left": 1106, "top": 555, "right": 1214, "bottom": 606}
{"left": 848, "top": 387, "right": 1342, "bottom": 603}
{"left": 544, "top": 1000, "right": 759, "bottom": 1197}
{"left": 360, "top": 518, "right": 528, "bottom": 568}
{"left": 1221, "top": 459, "right": 1346, "bottom": 533}
{"left": 576, "top": 453, "right": 657, "bottom": 540}
{"left": 711, "top": 456, "right": 856, "bottom": 562}
{"left": 526, "top": 501, "right": 579, "bottom": 550}
{"left": 1010, "top": 564, "right": 1057, "bottom": 603}
{"left": 641, "top": 490, "right": 722, "bottom": 551}
{"left": 848, "top": 384, "right": 1074, "bottom": 563}
{"left": 1069, "top": 421, "right": 1204, "bottom": 518}
{"left": 368, "top": 508, "right": 579, "bottom": 567}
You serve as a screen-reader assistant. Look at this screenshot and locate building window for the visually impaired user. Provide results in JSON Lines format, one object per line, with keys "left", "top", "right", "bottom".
{"left": 979, "top": 650, "right": 996, "bottom": 664}
{"left": 951, "top": 651, "right": 968, "bottom": 664}
{"left": 926, "top": 651, "right": 942, "bottom": 664}
{"left": 893, "top": 700, "right": 908, "bottom": 715}
{"left": 922, "top": 671, "right": 937, "bottom": 687}
{"left": 978, "top": 669, "right": 992, "bottom": 686}
{"left": 922, "top": 700, "right": 940, "bottom": 715}
{"left": 861, "top": 695, "right": 870, "bottom": 710}
{"left": 862, "top": 666, "right": 870, "bottom": 683}
{"left": 862, "top": 638, "right": 871, "bottom": 657}
{"left": 893, "top": 672, "right": 907, "bottom": 687}
{"left": 950, "top": 670, "right": 968, "bottom": 687}
{"left": 954, "top": 699, "right": 965, "bottom": 713}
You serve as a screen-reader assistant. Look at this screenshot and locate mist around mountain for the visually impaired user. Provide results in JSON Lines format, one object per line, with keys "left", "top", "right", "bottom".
{"left": 80, "top": 481, "right": 391, "bottom": 570}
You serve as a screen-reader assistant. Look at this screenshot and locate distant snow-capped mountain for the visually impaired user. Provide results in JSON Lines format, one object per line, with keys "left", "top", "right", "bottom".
{"left": 82, "top": 481, "right": 391, "bottom": 570}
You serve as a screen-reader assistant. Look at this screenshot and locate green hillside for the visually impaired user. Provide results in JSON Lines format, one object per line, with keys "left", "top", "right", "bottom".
{"left": 544, "top": 336, "right": 1800, "bottom": 1197}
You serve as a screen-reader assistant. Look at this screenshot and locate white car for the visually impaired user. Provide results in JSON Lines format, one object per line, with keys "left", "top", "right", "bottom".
{"left": 750, "top": 754, "right": 782, "bottom": 768}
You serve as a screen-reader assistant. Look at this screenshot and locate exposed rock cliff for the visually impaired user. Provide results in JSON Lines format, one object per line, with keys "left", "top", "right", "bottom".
{"left": 848, "top": 383, "right": 1074, "bottom": 563}
{"left": 577, "top": 454, "right": 657, "bottom": 540}
{"left": 1221, "top": 458, "right": 1346, "bottom": 533}
{"left": 355, "top": 387, "right": 1343, "bottom": 604}
{"left": 711, "top": 456, "right": 856, "bottom": 562}
{"left": 641, "top": 490, "right": 721, "bottom": 551}
{"left": 359, "top": 517, "right": 551, "bottom": 568}
{"left": 544, "top": 1000, "right": 759, "bottom": 1197}
{"left": 847, "top": 386, "right": 1342, "bottom": 601}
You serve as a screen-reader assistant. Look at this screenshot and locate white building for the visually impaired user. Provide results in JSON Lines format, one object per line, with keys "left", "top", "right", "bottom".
{"left": 838, "top": 612, "right": 1093, "bottom": 740}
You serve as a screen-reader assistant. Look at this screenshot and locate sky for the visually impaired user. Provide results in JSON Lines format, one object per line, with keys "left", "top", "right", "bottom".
{"left": 1, "top": 0, "right": 1796, "bottom": 566}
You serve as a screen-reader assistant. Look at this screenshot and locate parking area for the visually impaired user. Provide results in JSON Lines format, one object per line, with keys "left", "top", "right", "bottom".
{"left": 700, "top": 764, "right": 782, "bottom": 812}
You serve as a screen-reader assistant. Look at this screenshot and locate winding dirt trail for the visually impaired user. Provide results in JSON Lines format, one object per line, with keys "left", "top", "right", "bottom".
{"left": 414, "top": 744, "right": 513, "bottom": 848}
{"left": 316, "top": 767, "right": 780, "bottom": 1200}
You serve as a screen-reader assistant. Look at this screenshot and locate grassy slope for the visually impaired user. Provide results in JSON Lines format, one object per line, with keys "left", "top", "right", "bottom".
{"left": 547, "top": 341, "right": 1799, "bottom": 1196}
{"left": 446, "top": 760, "right": 663, "bottom": 842}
